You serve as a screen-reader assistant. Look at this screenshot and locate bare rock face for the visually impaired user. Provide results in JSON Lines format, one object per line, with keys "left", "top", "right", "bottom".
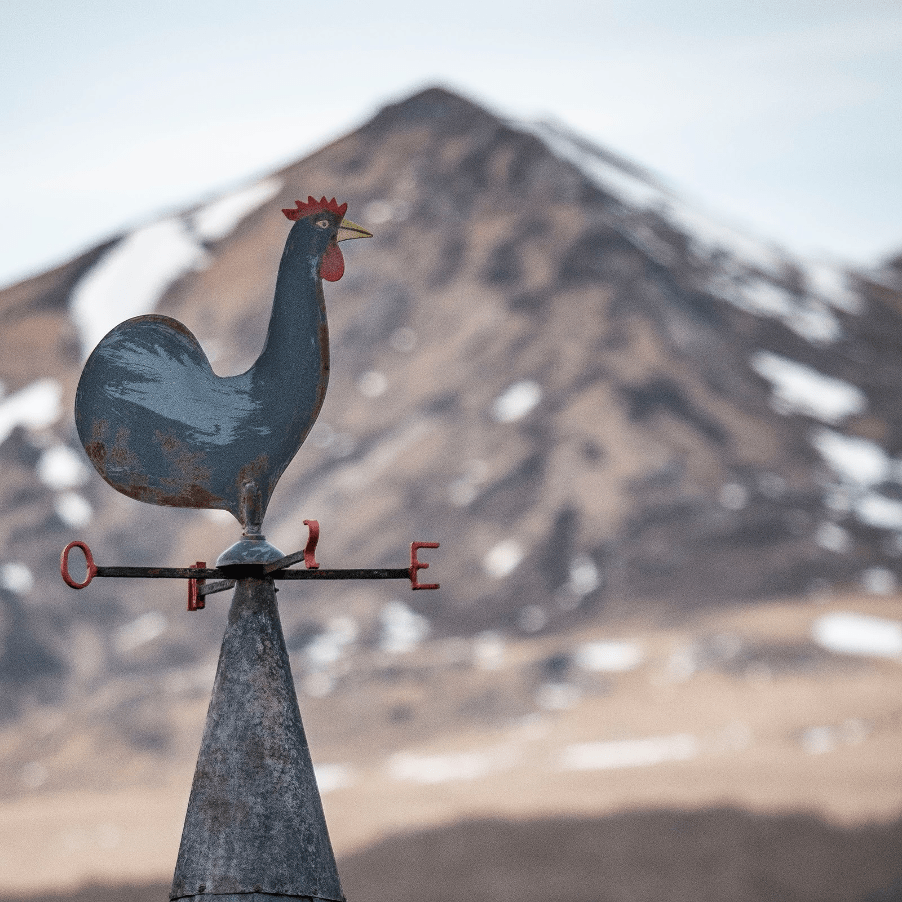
{"left": 0, "top": 83, "right": 901, "bottom": 729}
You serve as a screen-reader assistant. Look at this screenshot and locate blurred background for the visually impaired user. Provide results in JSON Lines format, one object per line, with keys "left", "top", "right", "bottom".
{"left": 1, "top": 2, "right": 902, "bottom": 900}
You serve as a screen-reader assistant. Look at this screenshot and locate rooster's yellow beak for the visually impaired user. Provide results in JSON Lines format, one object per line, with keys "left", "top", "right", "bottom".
{"left": 336, "top": 219, "right": 373, "bottom": 242}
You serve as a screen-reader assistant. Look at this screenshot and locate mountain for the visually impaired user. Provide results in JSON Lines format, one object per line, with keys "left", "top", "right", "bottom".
{"left": 0, "top": 86, "right": 901, "bottom": 894}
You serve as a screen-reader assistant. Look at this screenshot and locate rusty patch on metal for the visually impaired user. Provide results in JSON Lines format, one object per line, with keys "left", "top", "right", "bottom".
{"left": 153, "top": 430, "right": 217, "bottom": 508}
{"left": 109, "top": 427, "right": 139, "bottom": 469}
{"left": 145, "top": 312, "right": 196, "bottom": 341}
{"left": 84, "top": 440, "right": 106, "bottom": 473}
{"left": 154, "top": 484, "right": 224, "bottom": 510}
{"left": 83, "top": 419, "right": 109, "bottom": 475}
{"left": 236, "top": 455, "right": 269, "bottom": 500}
{"left": 91, "top": 426, "right": 152, "bottom": 502}
{"left": 156, "top": 431, "right": 182, "bottom": 455}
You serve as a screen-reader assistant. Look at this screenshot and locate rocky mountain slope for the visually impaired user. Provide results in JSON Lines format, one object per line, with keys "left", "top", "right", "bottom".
{"left": 1, "top": 85, "right": 901, "bottom": 894}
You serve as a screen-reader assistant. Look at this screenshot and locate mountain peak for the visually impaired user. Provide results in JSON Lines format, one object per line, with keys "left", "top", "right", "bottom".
{"left": 359, "top": 84, "right": 502, "bottom": 141}
{"left": 379, "top": 84, "right": 492, "bottom": 121}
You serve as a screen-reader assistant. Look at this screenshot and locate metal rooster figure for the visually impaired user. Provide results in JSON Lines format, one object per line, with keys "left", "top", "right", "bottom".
{"left": 61, "top": 197, "right": 440, "bottom": 902}
{"left": 75, "top": 197, "right": 371, "bottom": 565}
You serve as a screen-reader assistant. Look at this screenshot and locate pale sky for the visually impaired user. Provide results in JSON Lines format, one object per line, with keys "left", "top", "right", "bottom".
{"left": 2, "top": 0, "right": 900, "bottom": 288}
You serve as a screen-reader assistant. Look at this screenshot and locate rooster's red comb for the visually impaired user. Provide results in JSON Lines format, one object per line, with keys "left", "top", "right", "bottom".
{"left": 282, "top": 196, "right": 349, "bottom": 221}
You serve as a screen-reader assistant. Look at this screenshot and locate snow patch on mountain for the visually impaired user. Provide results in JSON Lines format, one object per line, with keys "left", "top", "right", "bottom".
{"left": 668, "top": 205, "right": 787, "bottom": 276}
{"left": 116, "top": 611, "right": 167, "bottom": 653}
{"left": 812, "top": 430, "right": 889, "bottom": 487}
{"left": 304, "top": 617, "right": 359, "bottom": 670}
{"left": 55, "top": 492, "right": 93, "bottom": 527}
{"left": 575, "top": 640, "right": 644, "bottom": 673}
{"left": 559, "top": 734, "right": 699, "bottom": 771}
{"left": 751, "top": 352, "right": 866, "bottom": 423}
{"left": 0, "top": 379, "right": 62, "bottom": 445}
{"left": 389, "top": 747, "right": 515, "bottom": 784}
{"left": 70, "top": 219, "right": 209, "bottom": 355}
{"left": 566, "top": 555, "right": 601, "bottom": 598}
{"left": 313, "top": 763, "right": 355, "bottom": 794}
{"left": 731, "top": 277, "right": 797, "bottom": 319}
{"left": 855, "top": 493, "right": 902, "bottom": 531}
{"left": 379, "top": 601, "right": 430, "bottom": 654}
{"left": 484, "top": 539, "right": 524, "bottom": 578}
{"left": 861, "top": 567, "right": 898, "bottom": 595}
{"left": 785, "top": 301, "right": 843, "bottom": 344}
{"left": 492, "top": 380, "right": 542, "bottom": 422}
{"left": 192, "top": 178, "right": 282, "bottom": 242}
{"left": 68, "top": 177, "right": 283, "bottom": 356}
{"left": 814, "top": 521, "right": 851, "bottom": 553}
{"left": 805, "top": 262, "right": 862, "bottom": 314}
{"left": 813, "top": 612, "right": 902, "bottom": 659}
{"left": 711, "top": 273, "right": 841, "bottom": 343}
{"left": 0, "top": 562, "right": 34, "bottom": 595}
{"left": 810, "top": 430, "right": 902, "bottom": 532}
{"left": 37, "top": 444, "right": 89, "bottom": 490}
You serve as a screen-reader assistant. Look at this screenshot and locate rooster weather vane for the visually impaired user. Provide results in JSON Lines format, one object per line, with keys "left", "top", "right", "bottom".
{"left": 59, "top": 197, "right": 440, "bottom": 902}
{"left": 62, "top": 196, "right": 439, "bottom": 593}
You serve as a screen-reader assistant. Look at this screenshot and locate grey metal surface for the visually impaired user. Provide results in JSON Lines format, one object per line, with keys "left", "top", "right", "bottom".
{"left": 170, "top": 577, "right": 344, "bottom": 902}
{"left": 75, "top": 203, "right": 369, "bottom": 530}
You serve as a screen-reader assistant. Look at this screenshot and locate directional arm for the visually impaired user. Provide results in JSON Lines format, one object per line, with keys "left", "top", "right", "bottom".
{"left": 61, "top": 531, "right": 440, "bottom": 610}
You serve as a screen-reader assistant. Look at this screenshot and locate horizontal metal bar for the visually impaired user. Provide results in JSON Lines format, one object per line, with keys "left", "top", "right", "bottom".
{"left": 62, "top": 540, "right": 438, "bottom": 592}
{"left": 262, "top": 549, "right": 307, "bottom": 574}
{"left": 197, "top": 579, "right": 237, "bottom": 597}
{"left": 92, "top": 566, "right": 411, "bottom": 581}
{"left": 96, "top": 567, "right": 223, "bottom": 579}
{"left": 276, "top": 568, "right": 411, "bottom": 580}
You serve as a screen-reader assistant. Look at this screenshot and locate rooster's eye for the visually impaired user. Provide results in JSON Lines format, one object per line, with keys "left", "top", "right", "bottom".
{"left": 315, "top": 218, "right": 329, "bottom": 230}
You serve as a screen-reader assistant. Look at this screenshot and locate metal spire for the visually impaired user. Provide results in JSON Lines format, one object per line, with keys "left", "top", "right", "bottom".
{"left": 170, "top": 577, "right": 344, "bottom": 902}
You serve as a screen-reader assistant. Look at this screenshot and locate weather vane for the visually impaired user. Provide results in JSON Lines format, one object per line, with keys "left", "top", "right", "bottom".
{"left": 61, "top": 196, "right": 439, "bottom": 597}
{"left": 59, "top": 196, "right": 440, "bottom": 902}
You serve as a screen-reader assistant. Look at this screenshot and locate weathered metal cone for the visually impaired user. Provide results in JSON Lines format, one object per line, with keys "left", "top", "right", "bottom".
{"left": 170, "top": 577, "right": 344, "bottom": 902}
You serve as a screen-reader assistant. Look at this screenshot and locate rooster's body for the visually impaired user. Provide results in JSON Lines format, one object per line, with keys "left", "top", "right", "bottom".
{"left": 75, "top": 198, "right": 370, "bottom": 530}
